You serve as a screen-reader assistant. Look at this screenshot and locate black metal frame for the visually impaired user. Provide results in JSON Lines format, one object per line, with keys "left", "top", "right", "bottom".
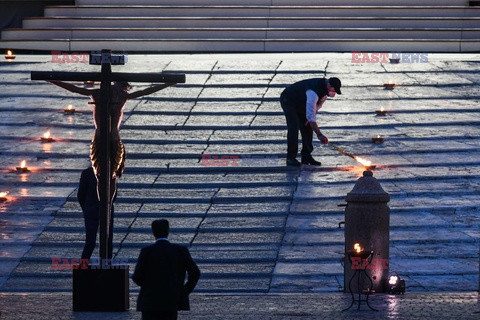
{"left": 343, "top": 250, "right": 378, "bottom": 312}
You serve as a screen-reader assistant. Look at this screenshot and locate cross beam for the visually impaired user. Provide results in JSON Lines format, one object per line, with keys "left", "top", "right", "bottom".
{"left": 31, "top": 71, "right": 186, "bottom": 83}
{"left": 31, "top": 50, "right": 185, "bottom": 260}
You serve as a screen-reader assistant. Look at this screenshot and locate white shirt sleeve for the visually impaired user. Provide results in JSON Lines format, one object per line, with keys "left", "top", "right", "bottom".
{"left": 305, "top": 90, "right": 319, "bottom": 123}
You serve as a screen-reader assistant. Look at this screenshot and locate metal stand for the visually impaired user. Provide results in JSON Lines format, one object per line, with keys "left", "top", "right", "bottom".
{"left": 343, "top": 251, "right": 378, "bottom": 312}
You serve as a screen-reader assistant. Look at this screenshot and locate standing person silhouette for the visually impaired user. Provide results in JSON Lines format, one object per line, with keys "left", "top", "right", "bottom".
{"left": 77, "top": 166, "right": 114, "bottom": 260}
{"left": 133, "top": 219, "right": 200, "bottom": 320}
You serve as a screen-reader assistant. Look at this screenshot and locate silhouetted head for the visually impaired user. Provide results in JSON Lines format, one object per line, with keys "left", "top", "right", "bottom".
{"left": 152, "top": 219, "right": 169, "bottom": 239}
{"left": 113, "top": 81, "right": 131, "bottom": 91}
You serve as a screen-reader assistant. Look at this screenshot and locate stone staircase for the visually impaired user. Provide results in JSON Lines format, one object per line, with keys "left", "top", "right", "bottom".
{"left": 1, "top": 0, "right": 480, "bottom": 52}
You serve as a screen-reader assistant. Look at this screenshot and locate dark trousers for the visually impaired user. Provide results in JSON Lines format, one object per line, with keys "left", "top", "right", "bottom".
{"left": 81, "top": 207, "right": 114, "bottom": 260}
{"left": 142, "top": 310, "right": 178, "bottom": 320}
{"left": 280, "top": 96, "right": 313, "bottom": 159}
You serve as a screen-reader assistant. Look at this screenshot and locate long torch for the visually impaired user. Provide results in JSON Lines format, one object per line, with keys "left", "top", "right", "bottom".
{"left": 329, "top": 143, "right": 376, "bottom": 170}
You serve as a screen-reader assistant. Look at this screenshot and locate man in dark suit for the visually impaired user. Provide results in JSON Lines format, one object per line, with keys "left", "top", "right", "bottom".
{"left": 77, "top": 166, "right": 114, "bottom": 260}
{"left": 133, "top": 219, "right": 200, "bottom": 320}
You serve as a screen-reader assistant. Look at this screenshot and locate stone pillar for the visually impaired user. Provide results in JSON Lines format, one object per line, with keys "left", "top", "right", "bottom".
{"left": 344, "top": 170, "right": 390, "bottom": 293}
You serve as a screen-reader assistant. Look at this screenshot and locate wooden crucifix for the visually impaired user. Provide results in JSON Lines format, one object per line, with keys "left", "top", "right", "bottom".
{"left": 32, "top": 50, "right": 185, "bottom": 260}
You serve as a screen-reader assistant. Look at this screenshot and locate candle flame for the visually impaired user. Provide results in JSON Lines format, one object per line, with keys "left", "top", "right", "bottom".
{"left": 7, "top": 50, "right": 12, "bottom": 56}
{"left": 354, "top": 243, "right": 363, "bottom": 253}
{"left": 0, "top": 191, "right": 8, "bottom": 198}
{"left": 377, "top": 135, "right": 381, "bottom": 138}
{"left": 43, "top": 131, "right": 50, "bottom": 139}
{"left": 67, "top": 104, "right": 73, "bottom": 110}
{"left": 389, "top": 275, "right": 399, "bottom": 285}
{"left": 354, "top": 156, "right": 372, "bottom": 167}
{"left": 380, "top": 106, "right": 384, "bottom": 112}
{"left": 20, "top": 160, "right": 26, "bottom": 168}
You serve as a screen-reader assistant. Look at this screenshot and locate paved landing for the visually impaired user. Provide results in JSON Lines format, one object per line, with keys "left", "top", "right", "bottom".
{"left": 0, "top": 292, "right": 478, "bottom": 320}
{"left": 0, "top": 53, "right": 479, "bottom": 297}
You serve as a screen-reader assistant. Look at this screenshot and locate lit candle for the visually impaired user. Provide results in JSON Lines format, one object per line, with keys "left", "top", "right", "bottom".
{"left": 375, "top": 106, "right": 387, "bottom": 116}
{"left": 372, "top": 135, "right": 384, "bottom": 143}
{"left": 384, "top": 80, "right": 395, "bottom": 89}
{"left": 354, "top": 243, "right": 363, "bottom": 253}
{"left": 40, "top": 131, "right": 54, "bottom": 142}
{"left": 0, "top": 191, "right": 8, "bottom": 202}
{"left": 5, "top": 50, "right": 15, "bottom": 61}
{"left": 389, "top": 275, "right": 399, "bottom": 285}
{"left": 16, "top": 160, "right": 30, "bottom": 172}
{"left": 64, "top": 104, "right": 76, "bottom": 114}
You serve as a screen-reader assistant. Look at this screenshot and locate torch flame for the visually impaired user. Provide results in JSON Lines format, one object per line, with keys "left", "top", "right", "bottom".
{"left": 20, "top": 160, "right": 26, "bottom": 168}
{"left": 43, "top": 131, "right": 50, "bottom": 139}
{"left": 354, "top": 243, "right": 363, "bottom": 253}
{"left": 354, "top": 156, "right": 372, "bottom": 167}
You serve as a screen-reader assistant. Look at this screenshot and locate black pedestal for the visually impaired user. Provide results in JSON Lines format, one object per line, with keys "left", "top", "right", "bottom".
{"left": 73, "top": 265, "right": 129, "bottom": 311}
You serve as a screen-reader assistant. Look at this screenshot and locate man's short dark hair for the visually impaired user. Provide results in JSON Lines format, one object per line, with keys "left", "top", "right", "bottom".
{"left": 152, "top": 219, "right": 169, "bottom": 238}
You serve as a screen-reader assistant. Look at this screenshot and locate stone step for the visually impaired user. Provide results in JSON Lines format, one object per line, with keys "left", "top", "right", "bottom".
{"left": 1, "top": 190, "right": 477, "bottom": 207}
{"left": 4, "top": 28, "right": 480, "bottom": 41}
{"left": 4, "top": 172, "right": 478, "bottom": 189}
{"left": 76, "top": 0, "right": 468, "bottom": 6}
{"left": 3, "top": 120, "right": 480, "bottom": 132}
{"left": 3, "top": 38, "right": 479, "bottom": 52}
{"left": 23, "top": 16, "right": 480, "bottom": 29}
{"left": 0, "top": 277, "right": 271, "bottom": 293}
{"left": 43, "top": 6, "right": 480, "bottom": 18}
{"left": 39, "top": 224, "right": 479, "bottom": 235}
{"left": 42, "top": 226, "right": 286, "bottom": 233}
{"left": 7, "top": 271, "right": 274, "bottom": 279}
{"left": 4, "top": 146, "right": 480, "bottom": 159}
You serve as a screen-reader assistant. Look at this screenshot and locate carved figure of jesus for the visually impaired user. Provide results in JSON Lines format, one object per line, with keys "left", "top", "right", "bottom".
{"left": 48, "top": 80, "right": 173, "bottom": 201}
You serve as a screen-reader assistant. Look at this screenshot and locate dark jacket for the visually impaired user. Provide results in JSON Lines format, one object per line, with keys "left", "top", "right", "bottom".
{"left": 281, "top": 78, "right": 328, "bottom": 111}
{"left": 77, "top": 167, "right": 99, "bottom": 214}
{"left": 77, "top": 167, "right": 116, "bottom": 214}
{"left": 132, "top": 240, "right": 200, "bottom": 312}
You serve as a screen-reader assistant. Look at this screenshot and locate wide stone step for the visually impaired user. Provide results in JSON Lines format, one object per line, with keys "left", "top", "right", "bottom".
{"left": 43, "top": 6, "right": 480, "bottom": 18}
{"left": 4, "top": 28, "right": 480, "bottom": 41}
{"left": 23, "top": 17, "right": 480, "bottom": 29}
{"left": 76, "top": 0, "right": 468, "bottom": 6}
{"left": 2, "top": 39, "right": 479, "bottom": 52}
